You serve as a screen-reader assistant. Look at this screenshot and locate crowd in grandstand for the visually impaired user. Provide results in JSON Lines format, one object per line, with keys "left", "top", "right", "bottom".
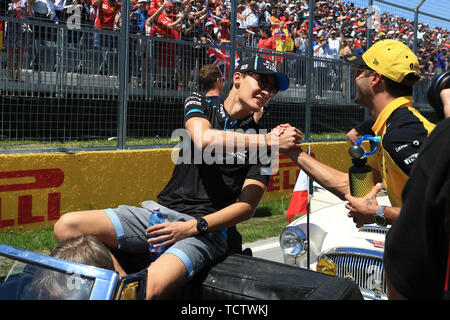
{"left": 1, "top": 0, "right": 449, "bottom": 81}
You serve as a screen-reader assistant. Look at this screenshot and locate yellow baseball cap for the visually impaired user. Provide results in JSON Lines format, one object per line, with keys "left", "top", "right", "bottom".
{"left": 345, "top": 40, "right": 421, "bottom": 86}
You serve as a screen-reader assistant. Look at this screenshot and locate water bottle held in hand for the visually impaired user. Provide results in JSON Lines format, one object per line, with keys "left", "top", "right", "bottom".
{"left": 148, "top": 207, "right": 168, "bottom": 262}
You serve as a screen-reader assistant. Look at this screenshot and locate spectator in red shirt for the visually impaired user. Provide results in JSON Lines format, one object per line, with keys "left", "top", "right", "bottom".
{"left": 218, "top": 19, "right": 230, "bottom": 45}
{"left": 149, "top": 0, "right": 164, "bottom": 11}
{"left": 155, "top": 0, "right": 184, "bottom": 87}
{"left": 92, "top": 0, "right": 120, "bottom": 48}
{"left": 142, "top": 1, "right": 168, "bottom": 88}
{"left": 157, "top": 1, "right": 183, "bottom": 40}
{"left": 91, "top": 0, "right": 120, "bottom": 74}
{"left": 93, "top": 0, "right": 120, "bottom": 31}
{"left": 257, "top": 25, "right": 276, "bottom": 62}
{"left": 0, "top": 21, "right": 3, "bottom": 49}
{"left": 145, "top": 0, "right": 167, "bottom": 37}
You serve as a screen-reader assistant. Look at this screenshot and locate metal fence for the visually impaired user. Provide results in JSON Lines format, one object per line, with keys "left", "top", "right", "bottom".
{"left": 0, "top": 0, "right": 447, "bottom": 153}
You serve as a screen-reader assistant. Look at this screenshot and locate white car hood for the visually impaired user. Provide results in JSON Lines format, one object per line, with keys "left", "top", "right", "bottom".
{"left": 289, "top": 194, "right": 391, "bottom": 264}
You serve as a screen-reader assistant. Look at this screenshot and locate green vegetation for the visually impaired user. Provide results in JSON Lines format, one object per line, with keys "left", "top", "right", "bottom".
{"left": 0, "top": 197, "right": 294, "bottom": 254}
{"left": 237, "top": 215, "right": 289, "bottom": 244}
{"left": 0, "top": 226, "right": 57, "bottom": 255}
{"left": 0, "top": 132, "right": 346, "bottom": 151}
{"left": 308, "top": 131, "right": 347, "bottom": 141}
{"left": 0, "top": 137, "right": 179, "bottom": 150}
{"left": 237, "top": 196, "right": 292, "bottom": 243}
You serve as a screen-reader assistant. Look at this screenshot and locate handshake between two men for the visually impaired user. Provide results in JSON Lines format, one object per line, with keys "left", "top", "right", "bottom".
{"left": 270, "top": 123, "right": 381, "bottom": 229}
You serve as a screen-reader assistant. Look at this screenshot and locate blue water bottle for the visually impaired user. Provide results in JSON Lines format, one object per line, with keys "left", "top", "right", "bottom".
{"left": 148, "top": 207, "right": 167, "bottom": 262}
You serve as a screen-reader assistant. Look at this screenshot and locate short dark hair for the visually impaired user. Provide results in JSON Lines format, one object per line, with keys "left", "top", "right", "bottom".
{"left": 382, "top": 75, "right": 414, "bottom": 97}
{"left": 260, "top": 26, "right": 271, "bottom": 36}
{"left": 199, "top": 64, "right": 223, "bottom": 91}
{"left": 364, "top": 67, "right": 414, "bottom": 97}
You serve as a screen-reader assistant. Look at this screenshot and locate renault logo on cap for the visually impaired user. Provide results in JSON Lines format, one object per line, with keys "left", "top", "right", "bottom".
{"left": 373, "top": 58, "right": 379, "bottom": 65}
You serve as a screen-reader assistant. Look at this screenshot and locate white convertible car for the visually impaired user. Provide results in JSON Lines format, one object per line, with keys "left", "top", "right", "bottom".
{"left": 279, "top": 186, "right": 391, "bottom": 300}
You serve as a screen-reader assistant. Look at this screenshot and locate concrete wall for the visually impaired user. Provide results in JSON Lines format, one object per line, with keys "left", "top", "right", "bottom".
{"left": 0, "top": 141, "right": 353, "bottom": 232}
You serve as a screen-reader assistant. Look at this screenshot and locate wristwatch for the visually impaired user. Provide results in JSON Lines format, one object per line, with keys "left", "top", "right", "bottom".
{"left": 374, "top": 205, "right": 387, "bottom": 227}
{"left": 196, "top": 217, "right": 209, "bottom": 234}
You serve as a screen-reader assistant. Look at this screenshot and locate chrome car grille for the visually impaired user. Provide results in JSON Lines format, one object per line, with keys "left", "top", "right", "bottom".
{"left": 319, "top": 248, "right": 386, "bottom": 300}
{"left": 358, "top": 226, "right": 389, "bottom": 235}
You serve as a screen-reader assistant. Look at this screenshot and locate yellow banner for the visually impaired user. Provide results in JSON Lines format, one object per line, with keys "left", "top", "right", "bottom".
{"left": 0, "top": 142, "right": 352, "bottom": 232}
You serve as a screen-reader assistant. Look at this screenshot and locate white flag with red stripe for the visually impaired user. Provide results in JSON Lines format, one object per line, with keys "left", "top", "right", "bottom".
{"left": 286, "top": 147, "right": 313, "bottom": 223}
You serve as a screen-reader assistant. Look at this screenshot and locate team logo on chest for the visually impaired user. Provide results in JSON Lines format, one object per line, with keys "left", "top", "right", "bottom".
{"left": 218, "top": 103, "right": 226, "bottom": 119}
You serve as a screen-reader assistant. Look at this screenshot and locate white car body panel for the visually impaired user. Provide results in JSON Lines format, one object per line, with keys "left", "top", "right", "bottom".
{"left": 281, "top": 193, "right": 391, "bottom": 300}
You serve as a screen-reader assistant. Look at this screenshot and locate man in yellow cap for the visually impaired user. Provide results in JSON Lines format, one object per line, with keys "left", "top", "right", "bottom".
{"left": 286, "top": 39, "right": 435, "bottom": 227}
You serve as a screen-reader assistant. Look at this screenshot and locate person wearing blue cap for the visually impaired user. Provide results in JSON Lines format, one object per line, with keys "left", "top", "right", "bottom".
{"left": 54, "top": 56, "right": 302, "bottom": 299}
{"left": 235, "top": 55, "right": 290, "bottom": 91}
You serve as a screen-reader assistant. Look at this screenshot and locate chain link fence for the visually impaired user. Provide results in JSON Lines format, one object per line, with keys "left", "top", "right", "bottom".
{"left": 0, "top": 0, "right": 448, "bottom": 153}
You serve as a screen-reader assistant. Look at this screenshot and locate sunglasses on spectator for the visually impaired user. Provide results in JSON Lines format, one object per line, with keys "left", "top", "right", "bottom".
{"left": 245, "top": 72, "right": 278, "bottom": 97}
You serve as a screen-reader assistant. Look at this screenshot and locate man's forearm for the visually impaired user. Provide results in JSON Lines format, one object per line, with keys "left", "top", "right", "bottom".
{"left": 286, "top": 148, "right": 350, "bottom": 199}
{"left": 202, "top": 201, "right": 256, "bottom": 233}
{"left": 187, "top": 119, "right": 300, "bottom": 153}
{"left": 212, "top": 127, "right": 300, "bottom": 153}
{"left": 201, "top": 179, "right": 267, "bottom": 233}
{"left": 383, "top": 206, "right": 401, "bottom": 225}
{"left": 200, "top": 128, "right": 267, "bottom": 152}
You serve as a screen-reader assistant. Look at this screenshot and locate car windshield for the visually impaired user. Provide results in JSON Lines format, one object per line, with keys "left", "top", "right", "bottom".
{"left": 0, "top": 255, "right": 95, "bottom": 300}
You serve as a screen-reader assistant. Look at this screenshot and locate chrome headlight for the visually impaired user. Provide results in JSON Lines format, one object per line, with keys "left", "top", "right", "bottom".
{"left": 279, "top": 226, "right": 307, "bottom": 256}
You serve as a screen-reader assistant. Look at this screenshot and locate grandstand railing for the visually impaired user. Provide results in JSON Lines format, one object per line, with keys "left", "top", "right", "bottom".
{"left": 0, "top": 18, "right": 358, "bottom": 103}
{"left": 0, "top": 0, "right": 446, "bottom": 153}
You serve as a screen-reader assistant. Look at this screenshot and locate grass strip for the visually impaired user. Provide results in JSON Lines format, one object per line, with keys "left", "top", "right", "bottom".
{"left": 0, "top": 133, "right": 346, "bottom": 151}
{"left": 0, "top": 227, "right": 57, "bottom": 255}
{"left": 237, "top": 215, "right": 289, "bottom": 244}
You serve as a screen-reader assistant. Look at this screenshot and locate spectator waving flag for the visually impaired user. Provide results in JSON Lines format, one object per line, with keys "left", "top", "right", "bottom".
{"left": 273, "top": 29, "right": 287, "bottom": 41}
{"left": 207, "top": 41, "right": 240, "bottom": 77}
{"left": 207, "top": 46, "right": 229, "bottom": 64}
{"left": 207, "top": 12, "right": 217, "bottom": 27}
{"left": 286, "top": 146, "right": 314, "bottom": 223}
